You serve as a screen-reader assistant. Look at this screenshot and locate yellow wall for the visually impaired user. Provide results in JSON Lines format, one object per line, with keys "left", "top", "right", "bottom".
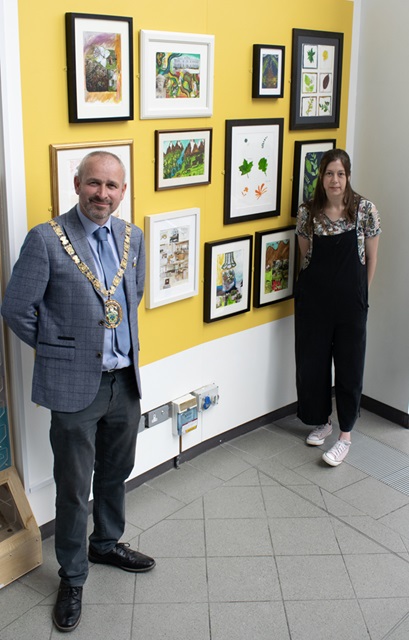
{"left": 17, "top": 0, "right": 353, "bottom": 366}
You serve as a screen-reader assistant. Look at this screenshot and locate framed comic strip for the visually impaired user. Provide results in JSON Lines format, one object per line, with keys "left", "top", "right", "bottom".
{"left": 65, "top": 13, "right": 133, "bottom": 122}
{"left": 140, "top": 30, "right": 215, "bottom": 119}
{"left": 155, "top": 128, "right": 212, "bottom": 190}
{"left": 291, "top": 139, "right": 336, "bottom": 216}
{"left": 49, "top": 140, "right": 133, "bottom": 221}
{"left": 144, "top": 208, "right": 200, "bottom": 309}
{"left": 204, "top": 235, "right": 252, "bottom": 323}
{"left": 252, "top": 44, "right": 285, "bottom": 98}
{"left": 290, "top": 29, "right": 343, "bottom": 130}
{"left": 253, "top": 226, "right": 297, "bottom": 307}
{"left": 224, "top": 118, "right": 283, "bottom": 224}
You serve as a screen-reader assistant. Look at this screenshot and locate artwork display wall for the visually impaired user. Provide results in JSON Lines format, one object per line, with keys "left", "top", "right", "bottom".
{"left": 56, "top": 16, "right": 345, "bottom": 319}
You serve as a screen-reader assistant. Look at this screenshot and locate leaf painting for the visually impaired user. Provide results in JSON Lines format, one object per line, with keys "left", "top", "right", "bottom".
{"left": 239, "top": 159, "right": 253, "bottom": 177}
{"left": 258, "top": 157, "right": 268, "bottom": 176}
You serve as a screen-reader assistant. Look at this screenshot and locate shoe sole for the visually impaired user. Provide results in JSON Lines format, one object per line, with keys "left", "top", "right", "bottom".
{"left": 52, "top": 612, "right": 81, "bottom": 633}
{"left": 322, "top": 452, "right": 344, "bottom": 466}
{"left": 88, "top": 556, "right": 156, "bottom": 572}
{"left": 306, "top": 429, "right": 333, "bottom": 446}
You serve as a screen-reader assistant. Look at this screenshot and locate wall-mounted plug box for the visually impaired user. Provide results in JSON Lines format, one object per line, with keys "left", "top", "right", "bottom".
{"left": 192, "top": 384, "right": 219, "bottom": 411}
{"left": 172, "top": 394, "right": 198, "bottom": 436}
{"left": 146, "top": 403, "right": 170, "bottom": 428}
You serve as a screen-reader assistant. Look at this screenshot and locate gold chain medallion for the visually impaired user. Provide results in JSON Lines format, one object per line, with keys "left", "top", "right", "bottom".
{"left": 104, "top": 298, "right": 123, "bottom": 329}
{"left": 49, "top": 219, "right": 131, "bottom": 329}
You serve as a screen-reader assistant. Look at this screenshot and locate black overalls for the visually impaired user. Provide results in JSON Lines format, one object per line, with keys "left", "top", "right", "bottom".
{"left": 295, "top": 218, "right": 368, "bottom": 433}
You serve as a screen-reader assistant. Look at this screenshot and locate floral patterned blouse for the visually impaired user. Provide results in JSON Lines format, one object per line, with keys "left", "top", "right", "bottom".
{"left": 296, "top": 197, "right": 381, "bottom": 270}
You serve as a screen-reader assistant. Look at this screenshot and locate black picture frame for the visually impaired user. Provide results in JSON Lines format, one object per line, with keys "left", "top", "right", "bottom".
{"left": 65, "top": 12, "right": 134, "bottom": 123}
{"left": 253, "top": 226, "right": 297, "bottom": 308}
{"left": 290, "top": 29, "right": 343, "bottom": 130}
{"left": 252, "top": 44, "right": 285, "bottom": 99}
{"left": 224, "top": 118, "right": 284, "bottom": 225}
{"left": 291, "top": 138, "right": 336, "bottom": 216}
{"left": 204, "top": 236, "right": 253, "bottom": 323}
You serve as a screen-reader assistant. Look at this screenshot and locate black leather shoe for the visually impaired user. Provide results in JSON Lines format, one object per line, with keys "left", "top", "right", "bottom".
{"left": 88, "top": 542, "right": 156, "bottom": 572}
{"left": 52, "top": 582, "right": 83, "bottom": 632}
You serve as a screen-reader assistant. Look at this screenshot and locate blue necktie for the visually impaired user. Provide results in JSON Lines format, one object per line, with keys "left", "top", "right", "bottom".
{"left": 94, "top": 226, "right": 131, "bottom": 357}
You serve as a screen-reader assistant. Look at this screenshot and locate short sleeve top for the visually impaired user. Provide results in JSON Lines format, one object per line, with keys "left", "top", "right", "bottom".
{"left": 296, "top": 197, "right": 381, "bottom": 269}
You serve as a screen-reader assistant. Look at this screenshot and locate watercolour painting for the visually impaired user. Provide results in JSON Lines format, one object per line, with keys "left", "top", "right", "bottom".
{"left": 253, "top": 227, "right": 297, "bottom": 307}
{"left": 155, "top": 128, "right": 212, "bottom": 190}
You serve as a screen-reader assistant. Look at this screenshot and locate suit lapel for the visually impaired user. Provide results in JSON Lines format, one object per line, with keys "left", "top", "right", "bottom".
{"left": 61, "top": 207, "right": 96, "bottom": 270}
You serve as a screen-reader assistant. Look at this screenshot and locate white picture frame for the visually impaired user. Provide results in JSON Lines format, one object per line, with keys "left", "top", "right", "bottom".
{"left": 145, "top": 208, "right": 200, "bottom": 308}
{"left": 140, "top": 29, "right": 215, "bottom": 119}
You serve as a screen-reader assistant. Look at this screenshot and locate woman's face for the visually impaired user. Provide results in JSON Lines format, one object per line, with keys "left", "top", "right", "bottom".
{"left": 322, "top": 159, "right": 348, "bottom": 198}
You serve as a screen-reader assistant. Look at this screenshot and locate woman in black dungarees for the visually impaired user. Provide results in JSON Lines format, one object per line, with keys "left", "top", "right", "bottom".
{"left": 295, "top": 149, "right": 381, "bottom": 466}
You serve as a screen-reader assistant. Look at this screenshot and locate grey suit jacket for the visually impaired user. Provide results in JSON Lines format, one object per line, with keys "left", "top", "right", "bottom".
{"left": 1, "top": 207, "right": 145, "bottom": 412}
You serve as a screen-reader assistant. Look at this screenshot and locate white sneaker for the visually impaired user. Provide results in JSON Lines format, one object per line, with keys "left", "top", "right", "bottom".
{"left": 306, "top": 422, "right": 332, "bottom": 446}
{"left": 322, "top": 440, "right": 351, "bottom": 466}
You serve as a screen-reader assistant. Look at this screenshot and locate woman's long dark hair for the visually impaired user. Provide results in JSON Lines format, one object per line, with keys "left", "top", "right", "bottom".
{"left": 305, "top": 148, "right": 360, "bottom": 234}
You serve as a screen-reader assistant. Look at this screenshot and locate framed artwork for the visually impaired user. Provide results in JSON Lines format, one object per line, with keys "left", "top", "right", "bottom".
{"left": 50, "top": 140, "right": 133, "bottom": 221}
{"left": 155, "top": 128, "right": 213, "bottom": 190}
{"left": 253, "top": 226, "right": 297, "bottom": 307}
{"left": 144, "top": 208, "right": 200, "bottom": 309}
{"left": 224, "top": 118, "right": 283, "bottom": 224}
{"left": 140, "top": 30, "right": 215, "bottom": 119}
{"left": 204, "top": 235, "right": 253, "bottom": 323}
{"left": 290, "top": 29, "right": 343, "bottom": 130}
{"left": 252, "top": 44, "right": 285, "bottom": 98}
{"left": 65, "top": 13, "right": 133, "bottom": 122}
{"left": 291, "top": 139, "right": 336, "bottom": 216}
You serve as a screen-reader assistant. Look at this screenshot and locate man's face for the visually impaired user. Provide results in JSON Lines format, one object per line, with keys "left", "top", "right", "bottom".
{"left": 74, "top": 155, "right": 127, "bottom": 225}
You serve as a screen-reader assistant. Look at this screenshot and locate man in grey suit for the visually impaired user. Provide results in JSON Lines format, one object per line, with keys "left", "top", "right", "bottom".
{"left": 1, "top": 151, "right": 155, "bottom": 632}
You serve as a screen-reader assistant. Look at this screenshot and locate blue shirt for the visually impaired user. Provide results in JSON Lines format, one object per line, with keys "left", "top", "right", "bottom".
{"left": 77, "top": 207, "right": 132, "bottom": 371}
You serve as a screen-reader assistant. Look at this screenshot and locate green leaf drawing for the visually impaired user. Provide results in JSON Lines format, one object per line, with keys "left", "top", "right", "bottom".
{"left": 239, "top": 159, "right": 253, "bottom": 176}
{"left": 258, "top": 157, "right": 268, "bottom": 176}
{"left": 307, "top": 48, "right": 315, "bottom": 64}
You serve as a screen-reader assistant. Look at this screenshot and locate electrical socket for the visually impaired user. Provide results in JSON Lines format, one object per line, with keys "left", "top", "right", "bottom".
{"left": 146, "top": 403, "right": 170, "bottom": 428}
{"left": 192, "top": 384, "right": 219, "bottom": 411}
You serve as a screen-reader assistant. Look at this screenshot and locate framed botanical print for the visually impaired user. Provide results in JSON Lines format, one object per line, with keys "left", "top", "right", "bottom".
{"left": 224, "top": 118, "right": 283, "bottom": 224}
{"left": 290, "top": 29, "right": 343, "bottom": 130}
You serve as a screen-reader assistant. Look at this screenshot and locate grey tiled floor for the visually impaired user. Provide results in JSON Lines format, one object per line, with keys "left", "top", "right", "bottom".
{"left": 2, "top": 408, "right": 409, "bottom": 639}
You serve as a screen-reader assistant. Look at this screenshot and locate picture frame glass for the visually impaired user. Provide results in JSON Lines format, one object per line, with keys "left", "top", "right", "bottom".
{"left": 145, "top": 208, "right": 200, "bottom": 309}
{"left": 254, "top": 227, "right": 297, "bottom": 307}
{"left": 290, "top": 29, "right": 343, "bottom": 130}
{"left": 140, "top": 30, "right": 214, "bottom": 119}
{"left": 291, "top": 139, "right": 336, "bottom": 215}
{"left": 155, "top": 128, "right": 212, "bottom": 190}
{"left": 252, "top": 45, "right": 285, "bottom": 98}
{"left": 224, "top": 119, "right": 283, "bottom": 224}
{"left": 204, "top": 236, "right": 252, "bottom": 322}
{"left": 66, "top": 13, "right": 133, "bottom": 122}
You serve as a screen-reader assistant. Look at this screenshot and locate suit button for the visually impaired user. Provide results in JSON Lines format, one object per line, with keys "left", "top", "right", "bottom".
{"left": 97, "top": 352, "right": 102, "bottom": 359}
{"left": 98, "top": 320, "right": 104, "bottom": 326}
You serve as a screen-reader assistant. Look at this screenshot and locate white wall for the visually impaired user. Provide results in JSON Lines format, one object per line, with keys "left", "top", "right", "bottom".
{"left": 26, "top": 317, "right": 296, "bottom": 526}
{"left": 350, "top": 0, "right": 409, "bottom": 413}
